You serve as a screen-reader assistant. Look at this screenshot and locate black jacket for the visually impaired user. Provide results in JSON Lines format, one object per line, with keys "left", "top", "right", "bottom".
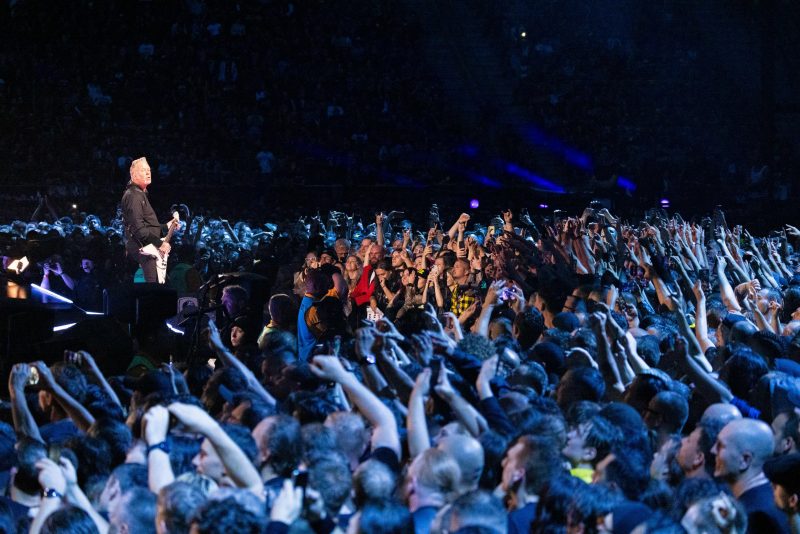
{"left": 121, "top": 182, "right": 165, "bottom": 254}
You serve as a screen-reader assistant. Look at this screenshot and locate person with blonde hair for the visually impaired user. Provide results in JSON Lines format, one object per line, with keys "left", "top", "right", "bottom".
{"left": 402, "top": 448, "right": 461, "bottom": 534}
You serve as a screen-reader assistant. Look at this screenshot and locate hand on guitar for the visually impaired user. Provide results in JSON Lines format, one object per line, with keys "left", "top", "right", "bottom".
{"left": 168, "top": 211, "right": 181, "bottom": 230}
{"left": 158, "top": 242, "right": 171, "bottom": 258}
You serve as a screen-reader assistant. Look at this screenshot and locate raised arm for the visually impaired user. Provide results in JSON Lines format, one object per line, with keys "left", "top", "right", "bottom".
{"left": 691, "top": 280, "right": 715, "bottom": 354}
{"left": 407, "top": 369, "right": 432, "bottom": 458}
{"left": 72, "top": 351, "right": 123, "bottom": 409}
{"left": 142, "top": 405, "right": 175, "bottom": 494}
{"left": 8, "top": 363, "right": 43, "bottom": 442}
{"left": 207, "top": 320, "right": 276, "bottom": 406}
{"left": 589, "top": 312, "right": 626, "bottom": 396}
{"left": 715, "top": 258, "right": 742, "bottom": 313}
{"left": 448, "top": 213, "right": 470, "bottom": 240}
{"left": 310, "top": 355, "right": 401, "bottom": 459}
{"left": 33, "top": 361, "right": 95, "bottom": 432}
{"left": 434, "top": 367, "right": 487, "bottom": 438}
{"left": 376, "top": 212, "right": 386, "bottom": 249}
{"left": 168, "top": 402, "right": 264, "bottom": 496}
{"left": 42, "top": 261, "right": 75, "bottom": 291}
{"left": 29, "top": 459, "right": 69, "bottom": 534}
{"left": 472, "top": 281, "right": 501, "bottom": 338}
{"left": 60, "top": 455, "right": 109, "bottom": 533}
{"left": 668, "top": 296, "right": 713, "bottom": 373}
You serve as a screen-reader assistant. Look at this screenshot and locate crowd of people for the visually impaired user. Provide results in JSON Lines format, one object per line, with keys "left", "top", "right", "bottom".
{"left": 2, "top": 199, "right": 800, "bottom": 534}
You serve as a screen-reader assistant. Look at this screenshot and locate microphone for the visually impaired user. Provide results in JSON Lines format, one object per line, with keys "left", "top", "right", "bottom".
{"left": 183, "top": 304, "right": 226, "bottom": 318}
{"left": 197, "top": 273, "right": 227, "bottom": 292}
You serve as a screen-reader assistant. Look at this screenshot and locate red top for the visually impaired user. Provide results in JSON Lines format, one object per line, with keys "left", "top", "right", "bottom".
{"left": 350, "top": 264, "right": 376, "bottom": 306}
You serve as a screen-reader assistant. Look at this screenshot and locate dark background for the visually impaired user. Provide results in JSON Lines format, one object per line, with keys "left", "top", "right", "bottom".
{"left": 1, "top": 0, "right": 798, "bottom": 229}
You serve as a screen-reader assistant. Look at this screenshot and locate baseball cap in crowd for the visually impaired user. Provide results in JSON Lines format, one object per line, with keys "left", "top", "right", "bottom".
{"left": 553, "top": 312, "right": 580, "bottom": 333}
{"left": 600, "top": 402, "right": 645, "bottom": 434}
{"left": 124, "top": 370, "right": 173, "bottom": 397}
{"left": 607, "top": 501, "right": 653, "bottom": 534}
{"left": 722, "top": 313, "right": 747, "bottom": 330}
{"left": 764, "top": 453, "right": 800, "bottom": 496}
{"left": 528, "top": 342, "right": 565, "bottom": 377}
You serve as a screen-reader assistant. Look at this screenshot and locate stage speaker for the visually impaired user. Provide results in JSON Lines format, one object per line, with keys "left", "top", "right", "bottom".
{"left": 0, "top": 298, "right": 55, "bottom": 358}
{"left": 39, "top": 316, "right": 134, "bottom": 375}
{"left": 0, "top": 299, "right": 55, "bottom": 381}
{"left": 104, "top": 283, "right": 178, "bottom": 326}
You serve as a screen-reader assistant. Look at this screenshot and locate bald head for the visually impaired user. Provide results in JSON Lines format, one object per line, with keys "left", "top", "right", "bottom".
{"left": 701, "top": 403, "right": 742, "bottom": 426}
{"left": 721, "top": 419, "right": 775, "bottom": 470}
{"left": 437, "top": 434, "right": 484, "bottom": 493}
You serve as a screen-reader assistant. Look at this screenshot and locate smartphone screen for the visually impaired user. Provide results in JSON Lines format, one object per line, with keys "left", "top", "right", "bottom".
{"left": 430, "top": 358, "right": 442, "bottom": 384}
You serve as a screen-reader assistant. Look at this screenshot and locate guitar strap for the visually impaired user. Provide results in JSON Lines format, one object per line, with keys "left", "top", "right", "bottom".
{"left": 125, "top": 223, "right": 146, "bottom": 248}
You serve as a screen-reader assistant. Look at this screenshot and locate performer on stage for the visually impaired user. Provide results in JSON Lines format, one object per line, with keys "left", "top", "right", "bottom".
{"left": 121, "top": 157, "right": 175, "bottom": 283}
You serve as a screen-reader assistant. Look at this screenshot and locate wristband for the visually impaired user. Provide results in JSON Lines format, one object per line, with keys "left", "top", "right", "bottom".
{"left": 43, "top": 488, "right": 64, "bottom": 499}
{"left": 146, "top": 440, "right": 171, "bottom": 455}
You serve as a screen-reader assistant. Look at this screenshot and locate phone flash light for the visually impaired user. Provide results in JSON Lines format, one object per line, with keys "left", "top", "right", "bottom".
{"left": 71, "top": 204, "right": 77, "bottom": 209}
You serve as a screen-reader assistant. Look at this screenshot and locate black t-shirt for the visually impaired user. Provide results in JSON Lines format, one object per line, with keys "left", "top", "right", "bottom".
{"left": 370, "top": 446, "right": 400, "bottom": 474}
{"left": 738, "top": 482, "right": 790, "bottom": 534}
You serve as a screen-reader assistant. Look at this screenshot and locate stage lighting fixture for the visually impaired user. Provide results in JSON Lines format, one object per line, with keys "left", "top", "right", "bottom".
{"left": 31, "top": 284, "right": 74, "bottom": 304}
{"left": 470, "top": 199, "right": 480, "bottom": 209}
{"left": 8, "top": 256, "right": 29, "bottom": 274}
{"left": 166, "top": 321, "right": 185, "bottom": 335}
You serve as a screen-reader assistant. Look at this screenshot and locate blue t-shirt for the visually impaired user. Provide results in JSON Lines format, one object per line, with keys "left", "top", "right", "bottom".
{"left": 40, "top": 419, "right": 79, "bottom": 445}
{"left": 297, "top": 295, "right": 315, "bottom": 361}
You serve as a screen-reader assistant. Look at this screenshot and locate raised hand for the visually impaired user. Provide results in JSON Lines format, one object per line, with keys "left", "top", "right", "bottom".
{"left": 58, "top": 456, "right": 78, "bottom": 489}
{"left": 375, "top": 317, "right": 404, "bottom": 341}
{"left": 9, "top": 363, "right": 31, "bottom": 393}
{"left": 36, "top": 458, "right": 67, "bottom": 494}
{"left": 207, "top": 319, "right": 225, "bottom": 350}
{"left": 691, "top": 279, "right": 705, "bottom": 301}
{"left": 477, "top": 355, "right": 498, "bottom": 387}
{"left": 785, "top": 224, "right": 800, "bottom": 239}
{"left": 483, "top": 280, "right": 504, "bottom": 307}
{"left": 270, "top": 480, "right": 304, "bottom": 524}
{"left": 412, "top": 367, "right": 432, "bottom": 398}
{"left": 434, "top": 366, "right": 456, "bottom": 401}
{"left": 167, "top": 403, "right": 218, "bottom": 436}
{"left": 309, "top": 355, "right": 350, "bottom": 383}
{"left": 31, "top": 361, "right": 57, "bottom": 390}
{"left": 411, "top": 334, "right": 434, "bottom": 365}
{"left": 355, "top": 327, "right": 378, "bottom": 358}
{"left": 142, "top": 405, "right": 170, "bottom": 445}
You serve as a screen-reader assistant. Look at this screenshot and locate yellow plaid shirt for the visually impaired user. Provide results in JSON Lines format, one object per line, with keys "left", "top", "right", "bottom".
{"left": 450, "top": 285, "right": 476, "bottom": 316}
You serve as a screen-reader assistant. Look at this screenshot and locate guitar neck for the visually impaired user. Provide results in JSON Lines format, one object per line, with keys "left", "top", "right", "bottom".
{"left": 164, "top": 221, "right": 178, "bottom": 245}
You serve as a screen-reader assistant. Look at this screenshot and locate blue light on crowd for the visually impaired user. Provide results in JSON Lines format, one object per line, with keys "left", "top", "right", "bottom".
{"left": 616, "top": 176, "right": 637, "bottom": 191}
{"left": 503, "top": 163, "right": 566, "bottom": 194}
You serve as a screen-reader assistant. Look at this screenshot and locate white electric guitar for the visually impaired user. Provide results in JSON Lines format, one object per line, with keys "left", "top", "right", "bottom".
{"left": 139, "top": 211, "right": 180, "bottom": 284}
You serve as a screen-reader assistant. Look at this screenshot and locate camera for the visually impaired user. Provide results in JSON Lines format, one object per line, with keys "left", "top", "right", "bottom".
{"left": 27, "top": 367, "right": 39, "bottom": 386}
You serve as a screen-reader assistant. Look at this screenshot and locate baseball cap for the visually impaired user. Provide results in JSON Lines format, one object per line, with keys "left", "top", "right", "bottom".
{"left": 764, "top": 453, "right": 800, "bottom": 495}
{"left": 722, "top": 313, "right": 747, "bottom": 330}
{"left": 124, "top": 370, "right": 173, "bottom": 397}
